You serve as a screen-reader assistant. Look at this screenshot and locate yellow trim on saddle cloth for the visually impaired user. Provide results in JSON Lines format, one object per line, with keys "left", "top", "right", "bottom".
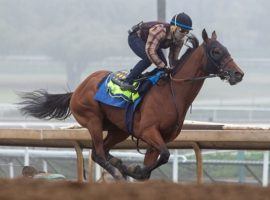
{"left": 115, "top": 71, "right": 128, "bottom": 79}
{"left": 107, "top": 80, "right": 140, "bottom": 102}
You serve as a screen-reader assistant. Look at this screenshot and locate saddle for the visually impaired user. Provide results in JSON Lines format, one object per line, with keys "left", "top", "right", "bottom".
{"left": 108, "top": 69, "right": 166, "bottom": 102}
{"left": 94, "top": 69, "right": 166, "bottom": 133}
{"left": 109, "top": 70, "right": 139, "bottom": 102}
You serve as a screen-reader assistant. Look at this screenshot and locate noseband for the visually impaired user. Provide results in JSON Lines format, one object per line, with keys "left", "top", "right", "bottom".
{"left": 203, "top": 43, "right": 233, "bottom": 80}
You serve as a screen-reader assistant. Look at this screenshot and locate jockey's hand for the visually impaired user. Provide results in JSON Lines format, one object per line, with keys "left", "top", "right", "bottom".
{"left": 164, "top": 66, "right": 173, "bottom": 74}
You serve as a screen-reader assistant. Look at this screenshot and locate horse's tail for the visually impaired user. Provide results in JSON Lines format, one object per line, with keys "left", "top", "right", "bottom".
{"left": 18, "top": 89, "right": 73, "bottom": 120}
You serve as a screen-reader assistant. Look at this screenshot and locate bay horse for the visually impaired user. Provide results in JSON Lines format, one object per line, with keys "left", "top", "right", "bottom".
{"left": 19, "top": 29, "right": 244, "bottom": 180}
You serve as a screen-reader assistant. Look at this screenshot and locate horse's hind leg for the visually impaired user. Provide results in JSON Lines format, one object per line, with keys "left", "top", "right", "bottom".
{"left": 103, "top": 129, "right": 129, "bottom": 177}
{"left": 86, "top": 116, "right": 124, "bottom": 180}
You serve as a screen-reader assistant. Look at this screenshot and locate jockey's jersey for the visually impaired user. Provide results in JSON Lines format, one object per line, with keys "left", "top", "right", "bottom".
{"left": 134, "top": 21, "right": 184, "bottom": 68}
{"left": 138, "top": 22, "right": 173, "bottom": 49}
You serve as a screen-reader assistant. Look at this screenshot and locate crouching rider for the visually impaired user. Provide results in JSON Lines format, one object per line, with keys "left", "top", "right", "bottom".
{"left": 119, "top": 12, "right": 193, "bottom": 91}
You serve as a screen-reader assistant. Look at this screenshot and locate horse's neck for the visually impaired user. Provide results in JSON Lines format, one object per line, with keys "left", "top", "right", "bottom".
{"left": 174, "top": 45, "right": 206, "bottom": 80}
{"left": 173, "top": 45, "right": 207, "bottom": 110}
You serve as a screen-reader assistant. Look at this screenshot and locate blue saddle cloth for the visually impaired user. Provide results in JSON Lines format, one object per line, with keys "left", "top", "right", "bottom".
{"left": 94, "top": 69, "right": 165, "bottom": 133}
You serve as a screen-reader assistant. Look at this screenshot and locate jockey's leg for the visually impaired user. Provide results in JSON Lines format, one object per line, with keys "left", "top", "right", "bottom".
{"left": 125, "top": 42, "right": 167, "bottom": 85}
{"left": 119, "top": 33, "right": 151, "bottom": 91}
{"left": 127, "top": 33, "right": 152, "bottom": 81}
{"left": 86, "top": 116, "right": 124, "bottom": 180}
{"left": 125, "top": 59, "right": 151, "bottom": 84}
{"left": 103, "top": 129, "right": 129, "bottom": 177}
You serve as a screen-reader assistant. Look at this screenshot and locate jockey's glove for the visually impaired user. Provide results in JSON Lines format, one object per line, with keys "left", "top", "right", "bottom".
{"left": 164, "top": 66, "right": 174, "bottom": 74}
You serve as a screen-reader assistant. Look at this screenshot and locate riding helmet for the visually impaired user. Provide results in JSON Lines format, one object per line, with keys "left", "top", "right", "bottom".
{"left": 170, "top": 12, "right": 193, "bottom": 30}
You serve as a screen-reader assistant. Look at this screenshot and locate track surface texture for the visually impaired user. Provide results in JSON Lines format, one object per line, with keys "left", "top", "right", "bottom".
{"left": 0, "top": 179, "right": 269, "bottom": 200}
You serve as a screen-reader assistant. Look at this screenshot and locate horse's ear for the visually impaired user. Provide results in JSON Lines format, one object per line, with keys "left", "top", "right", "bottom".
{"left": 202, "top": 29, "right": 209, "bottom": 42}
{"left": 212, "top": 31, "right": 217, "bottom": 40}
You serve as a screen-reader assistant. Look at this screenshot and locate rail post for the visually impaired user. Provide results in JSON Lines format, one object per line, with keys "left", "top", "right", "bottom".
{"left": 189, "top": 142, "right": 203, "bottom": 184}
{"left": 88, "top": 149, "right": 94, "bottom": 183}
{"left": 73, "top": 142, "right": 84, "bottom": 183}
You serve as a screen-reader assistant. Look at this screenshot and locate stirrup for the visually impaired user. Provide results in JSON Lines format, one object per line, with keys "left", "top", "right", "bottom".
{"left": 118, "top": 81, "right": 137, "bottom": 93}
{"left": 111, "top": 76, "right": 125, "bottom": 86}
{"left": 110, "top": 72, "right": 137, "bottom": 92}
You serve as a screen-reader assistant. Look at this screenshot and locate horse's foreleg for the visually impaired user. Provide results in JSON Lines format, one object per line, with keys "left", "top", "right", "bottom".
{"left": 124, "top": 147, "right": 159, "bottom": 180}
{"left": 126, "top": 127, "right": 170, "bottom": 180}
{"left": 103, "top": 129, "right": 129, "bottom": 177}
{"left": 86, "top": 116, "right": 124, "bottom": 180}
{"left": 143, "top": 147, "right": 160, "bottom": 166}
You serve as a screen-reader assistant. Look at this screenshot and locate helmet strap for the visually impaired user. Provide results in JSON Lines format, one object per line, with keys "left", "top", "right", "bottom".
{"left": 171, "top": 14, "right": 179, "bottom": 35}
{"left": 174, "top": 14, "right": 178, "bottom": 26}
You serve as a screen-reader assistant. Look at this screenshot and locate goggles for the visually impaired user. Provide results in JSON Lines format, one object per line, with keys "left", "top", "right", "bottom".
{"left": 175, "top": 26, "right": 189, "bottom": 34}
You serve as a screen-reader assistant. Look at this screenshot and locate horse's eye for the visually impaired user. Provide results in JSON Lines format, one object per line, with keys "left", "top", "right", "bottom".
{"left": 212, "top": 49, "right": 220, "bottom": 55}
{"left": 214, "top": 50, "right": 219, "bottom": 55}
{"left": 211, "top": 48, "right": 222, "bottom": 59}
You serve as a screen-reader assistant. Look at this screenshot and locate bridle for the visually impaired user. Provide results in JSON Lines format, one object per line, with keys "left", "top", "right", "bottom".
{"left": 169, "top": 41, "right": 233, "bottom": 133}
{"left": 170, "top": 42, "right": 233, "bottom": 83}
{"left": 204, "top": 42, "right": 233, "bottom": 81}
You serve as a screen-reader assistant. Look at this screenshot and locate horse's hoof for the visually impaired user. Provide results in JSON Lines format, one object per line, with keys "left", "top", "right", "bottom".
{"left": 109, "top": 157, "right": 123, "bottom": 167}
{"left": 112, "top": 168, "right": 125, "bottom": 181}
{"left": 109, "top": 158, "right": 128, "bottom": 179}
{"left": 127, "top": 164, "right": 142, "bottom": 174}
{"left": 126, "top": 164, "right": 151, "bottom": 180}
{"left": 97, "top": 171, "right": 115, "bottom": 183}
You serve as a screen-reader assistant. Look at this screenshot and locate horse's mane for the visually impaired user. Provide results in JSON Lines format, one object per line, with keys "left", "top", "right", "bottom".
{"left": 172, "top": 34, "right": 199, "bottom": 75}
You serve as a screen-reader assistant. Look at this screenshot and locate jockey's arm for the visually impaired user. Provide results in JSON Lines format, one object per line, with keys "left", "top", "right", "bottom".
{"left": 145, "top": 24, "right": 167, "bottom": 68}
{"left": 168, "top": 40, "right": 184, "bottom": 68}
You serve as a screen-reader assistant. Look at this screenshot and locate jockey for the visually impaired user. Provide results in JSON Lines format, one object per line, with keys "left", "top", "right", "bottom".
{"left": 119, "top": 12, "right": 193, "bottom": 91}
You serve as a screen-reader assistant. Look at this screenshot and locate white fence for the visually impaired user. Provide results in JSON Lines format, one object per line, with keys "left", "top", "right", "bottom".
{"left": 185, "top": 106, "right": 270, "bottom": 123}
{"left": 1, "top": 104, "right": 270, "bottom": 124}
{"left": 0, "top": 147, "right": 269, "bottom": 186}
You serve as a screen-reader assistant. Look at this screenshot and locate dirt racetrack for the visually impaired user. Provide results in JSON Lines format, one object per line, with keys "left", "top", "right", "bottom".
{"left": 0, "top": 178, "right": 270, "bottom": 200}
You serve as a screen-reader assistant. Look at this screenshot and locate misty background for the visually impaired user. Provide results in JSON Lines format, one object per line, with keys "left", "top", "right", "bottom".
{"left": 0, "top": 0, "right": 269, "bottom": 181}
{"left": 0, "top": 0, "right": 269, "bottom": 122}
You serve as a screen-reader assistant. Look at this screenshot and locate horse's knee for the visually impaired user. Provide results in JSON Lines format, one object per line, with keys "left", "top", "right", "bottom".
{"left": 160, "top": 149, "right": 170, "bottom": 164}
{"left": 109, "top": 157, "right": 123, "bottom": 167}
{"left": 91, "top": 148, "right": 96, "bottom": 159}
{"left": 91, "top": 150, "right": 99, "bottom": 163}
{"left": 91, "top": 148, "right": 105, "bottom": 163}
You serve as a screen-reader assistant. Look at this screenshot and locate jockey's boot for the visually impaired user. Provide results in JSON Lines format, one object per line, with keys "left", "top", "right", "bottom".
{"left": 120, "top": 64, "right": 147, "bottom": 92}
{"left": 118, "top": 81, "right": 137, "bottom": 92}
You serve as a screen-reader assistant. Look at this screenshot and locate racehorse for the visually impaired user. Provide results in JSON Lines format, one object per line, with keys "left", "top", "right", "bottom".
{"left": 19, "top": 29, "right": 244, "bottom": 180}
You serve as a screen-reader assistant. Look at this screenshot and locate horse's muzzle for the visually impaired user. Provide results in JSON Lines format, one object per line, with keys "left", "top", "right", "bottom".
{"left": 228, "top": 71, "right": 244, "bottom": 85}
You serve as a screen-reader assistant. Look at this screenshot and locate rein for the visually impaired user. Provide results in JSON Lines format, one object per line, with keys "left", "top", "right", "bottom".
{"left": 168, "top": 43, "right": 225, "bottom": 133}
{"left": 169, "top": 43, "right": 231, "bottom": 83}
{"left": 170, "top": 73, "right": 218, "bottom": 83}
